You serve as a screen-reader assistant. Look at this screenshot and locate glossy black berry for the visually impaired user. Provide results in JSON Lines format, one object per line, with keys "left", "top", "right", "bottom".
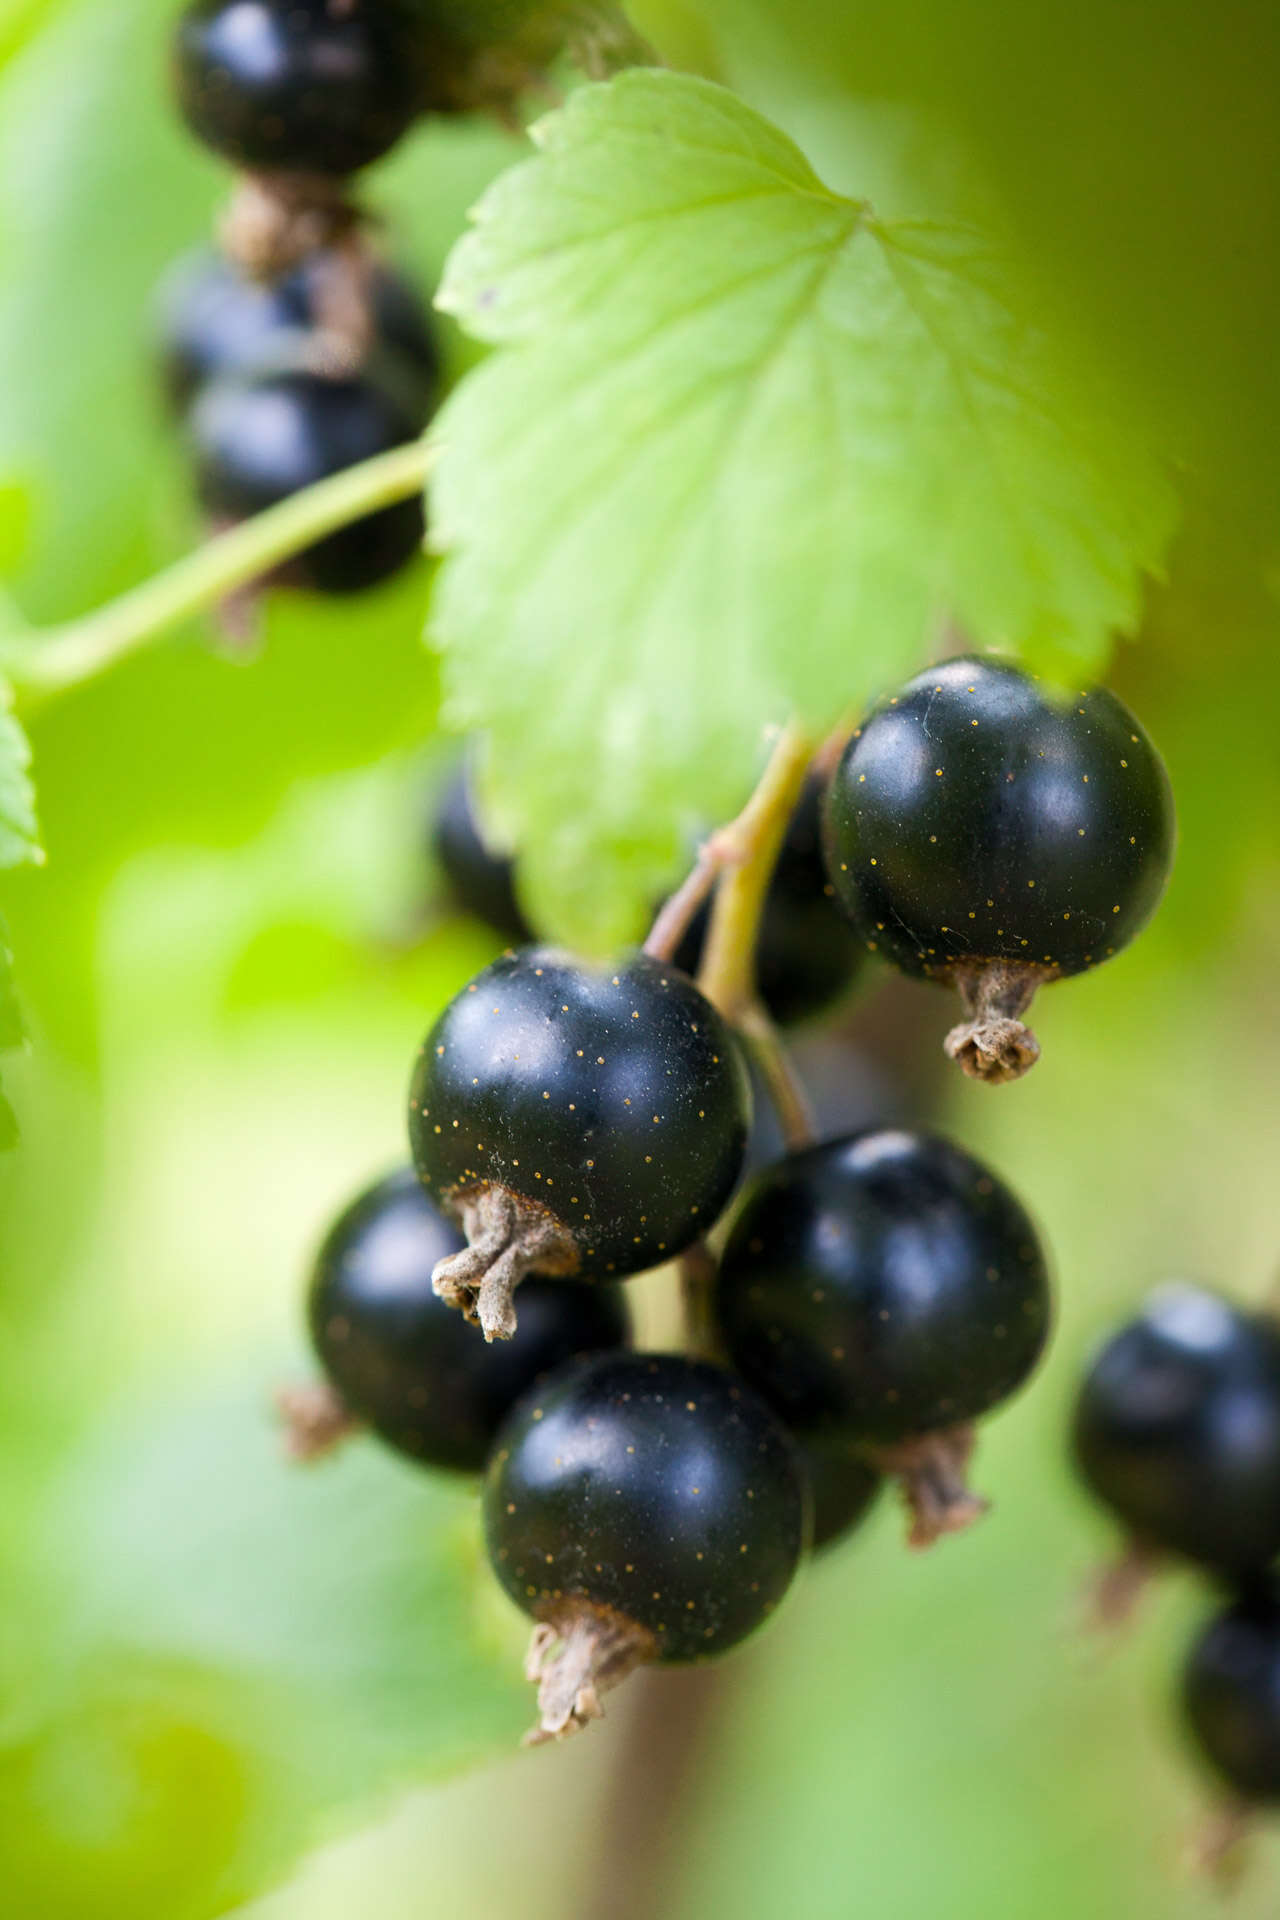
{"left": 431, "top": 764, "right": 532, "bottom": 946}
{"left": 409, "top": 948, "right": 751, "bottom": 1340}
{"left": 484, "top": 1351, "right": 808, "bottom": 1740}
{"left": 714, "top": 1128, "right": 1051, "bottom": 1544}
{"left": 674, "top": 776, "right": 865, "bottom": 1027}
{"left": 823, "top": 655, "right": 1175, "bottom": 1082}
{"left": 156, "top": 247, "right": 439, "bottom": 414}
{"left": 800, "top": 1437, "right": 881, "bottom": 1552}
{"left": 1185, "top": 1591, "right": 1280, "bottom": 1803}
{"left": 173, "top": 0, "right": 421, "bottom": 177}
{"left": 1073, "top": 1286, "right": 1280, "bottom": 1576}
{"left": 190, "top": 367, "right": 425, "bottom": 593}
{"left": 307, "top": 1167, "right": 629, "bottom": 1472}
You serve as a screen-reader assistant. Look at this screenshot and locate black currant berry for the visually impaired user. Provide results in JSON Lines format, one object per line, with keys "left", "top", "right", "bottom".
{"left": 173, "top": 0, "right": 422, "bottom": 178}
{"left": 823, "top": 655, "right": 1175, "bottom": 1082}
{"left": 156, "top": 247, "right": 439, "bottom": 413}
{"left": 800, "top": 1437, "right": 881, "bottom": 1552}
{"left": 190, "top": 366, "right": 425, "bottom": 593}
{"left": 714, "top": 1128, "right": 1051, "bottom": 1546}
{"left": 1185, "top": 1589, "right": 1280, "bottom": 1806}
{"left": 483, "top": 1350, "right": 808, "bottom": 1742}
{"left": 409, "top": 949, "right": 751, "bottom": 1340}
{"left": 431, "top": 764, "right": 532, "bottom": 946}
{"left": 674, "top": 776, "right": 865, "bottom": 1028}
{"left": 301, "top": 1167, "right": 629, "bottom": 1471}
{"left": 1073, "top": 1286, "right": 1280, "bottom": 1578}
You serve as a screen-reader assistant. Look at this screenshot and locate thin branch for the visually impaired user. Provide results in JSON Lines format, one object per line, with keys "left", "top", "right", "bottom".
{"left": 643, "top": 841, "right": 720, "bottom": 963}
{"left": 646, "top": 724, "right": 817, "bottom": 977}
{"left": 0, "top": 437, "right": 439, "bottom": 703}
{"left": 648, "top": 722, "right": 820, "bottom": 1361}
{"left": 576, "top": 1662, "right": 733, "bottom": 1920}
{"left": 736, "top": 999, "right": 816, "bottom": 1152}
{"left": 695, "top": 721, "right": 815, "bottom": 1021}
{"left": 677, "top": 1240, "right": 721, "bottom": 1360}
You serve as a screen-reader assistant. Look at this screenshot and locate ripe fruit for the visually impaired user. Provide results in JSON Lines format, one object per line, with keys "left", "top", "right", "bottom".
{"left": 1185, "top": 1589, "right": 1280, "bottom": 1804}
{"left": 1073, "top": 1286, "right": 1280, "bottom": 1577}
{"left": 190, "top": 366, "right": 426, "bottom": 593}
{"left": 714, "top": 1128, "right": 1051, "bottom": 1546}
{"left": 173, "top": 0, "right": 422, "bottom": 177}
{"left": 823, "top": 654, "right": 1175, "bottom": 1083}
{"left": 409, "top": 948, "right": 751, "bottom": 1340}
{"left": 431, "top": 764, "right": 532, "bottom": 945}
{"left": 674, "top": 775, "right": 865, "bottom": 1027}
{"left": 801, "top": 1437, "right": 881, "bottom": 1552}
{"left": 156, "top": 246, "right": 439, "bottom": 412}
{"left": 305, "top": 1167, "right": 629, "bottom": 1471}
{"left": 483, "top": 1351, "right": 808, "bottom": 1742}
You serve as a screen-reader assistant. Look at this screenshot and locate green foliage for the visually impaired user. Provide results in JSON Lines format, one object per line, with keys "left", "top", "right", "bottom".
{"left": 0, "top": 1373, "right": 525, "bottom": 1920}
{"left": 0, "top": 931, "right": 19, "bottom": 1145}
{"left": 0, "top": 0, "right": 218, "bottom": 623}
{"left": 0, "top": 684, "right": 39, "bottom": 867}
{"left": 0, "top": 681, "right": 39, "bottom": 1142}
{"left": 430, "top": 71, "right": 1174, "bottom": 949}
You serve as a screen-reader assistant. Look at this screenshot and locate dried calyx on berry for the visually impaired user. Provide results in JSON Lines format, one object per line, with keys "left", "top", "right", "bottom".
{"left": 484, "top": 1351, "right": 809, "bottom": 1743}
{"left": 714, "top": 1128, "right": 1052, "bottom": 1547}
{"left": 822, "top": 655, "right": 1175, "bottom": 1084}
{"left": 156, "top": 245, "right": 440, "bottom": 415}
{"left": 409, "top": 948, "right": 751, "bottom": 1340}
{"left": 289, "top": 1166, "right": 630, "bottom": 1470}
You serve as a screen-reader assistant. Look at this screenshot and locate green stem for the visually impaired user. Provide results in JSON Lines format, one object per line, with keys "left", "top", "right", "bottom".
{"left": 695, "top": 721, "right": 814, "bottom": 1020}
{"left": 649, "top": 723, "right": 818, "bottom": 1352}
{"left": 0, "top": 437, "right": 439, "bottom": 702}
{"left": 735, "top": 1000, "right": 816, "bottom": 1153}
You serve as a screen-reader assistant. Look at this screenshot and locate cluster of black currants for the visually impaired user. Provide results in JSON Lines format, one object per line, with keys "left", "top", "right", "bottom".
{"left": 1074, "top": 1286, "right": 1280, "bottom": 1854}
{"left": 438, "top": 655, "right": 1177, "bottom": 1081}
{"left": 154, "top": 0, "right": 458, "bottom": 596}
{"left": 290, "top": 654, "right": 1178, "bottom": 1744}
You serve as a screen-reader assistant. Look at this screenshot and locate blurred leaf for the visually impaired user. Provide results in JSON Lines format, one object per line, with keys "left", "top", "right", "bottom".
{"left": 429, "top": 71, "right": 1175, "bottom": 949}
{"left": 0, "top": 0, "right": 522, "bottom": 626}
{"left": 0, "top": 0, "right": 65, "bottom": 69}
{"left": 1, "top": 1370, "right": 526, "bottom": 1920}
{"left": 0, "top": 682, "right": 39, "bottom": 868}
{"left": 0, "top": 473, "right": 29, "bottom": 575}
{"left": 0, "top": 0, "right": 221, "bottom": 622}
{"left": 692, "top": 0, "right": 1280, "bottom": 554}
{"left": 0, "top": 909, "right": 22, "bottom": 1048}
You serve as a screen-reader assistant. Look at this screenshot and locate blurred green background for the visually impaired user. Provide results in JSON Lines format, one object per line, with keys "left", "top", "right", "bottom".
{"left": 1, "top": 0, "right": 1279, "bottom": 1916}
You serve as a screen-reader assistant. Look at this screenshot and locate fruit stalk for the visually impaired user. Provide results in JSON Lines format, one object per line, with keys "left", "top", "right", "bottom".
{"left": 694, "top": 721, "right": 815, "bottom": 1022}
{"left": 646, "top": 722, "right": 818, "bottom": 1344}
{"left": 695, "top": 723, "right": 818, "bottom": 1154}
{"left": 1, "top": 437, "right": 438, "bottom": 702}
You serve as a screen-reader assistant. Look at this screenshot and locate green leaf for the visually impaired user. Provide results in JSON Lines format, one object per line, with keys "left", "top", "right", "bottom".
{"left": 1, "top": 1369, "right": 526, "bottom": 1920}
{"left": 429, "top": 71, "right": 1176, "bottom": 950}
